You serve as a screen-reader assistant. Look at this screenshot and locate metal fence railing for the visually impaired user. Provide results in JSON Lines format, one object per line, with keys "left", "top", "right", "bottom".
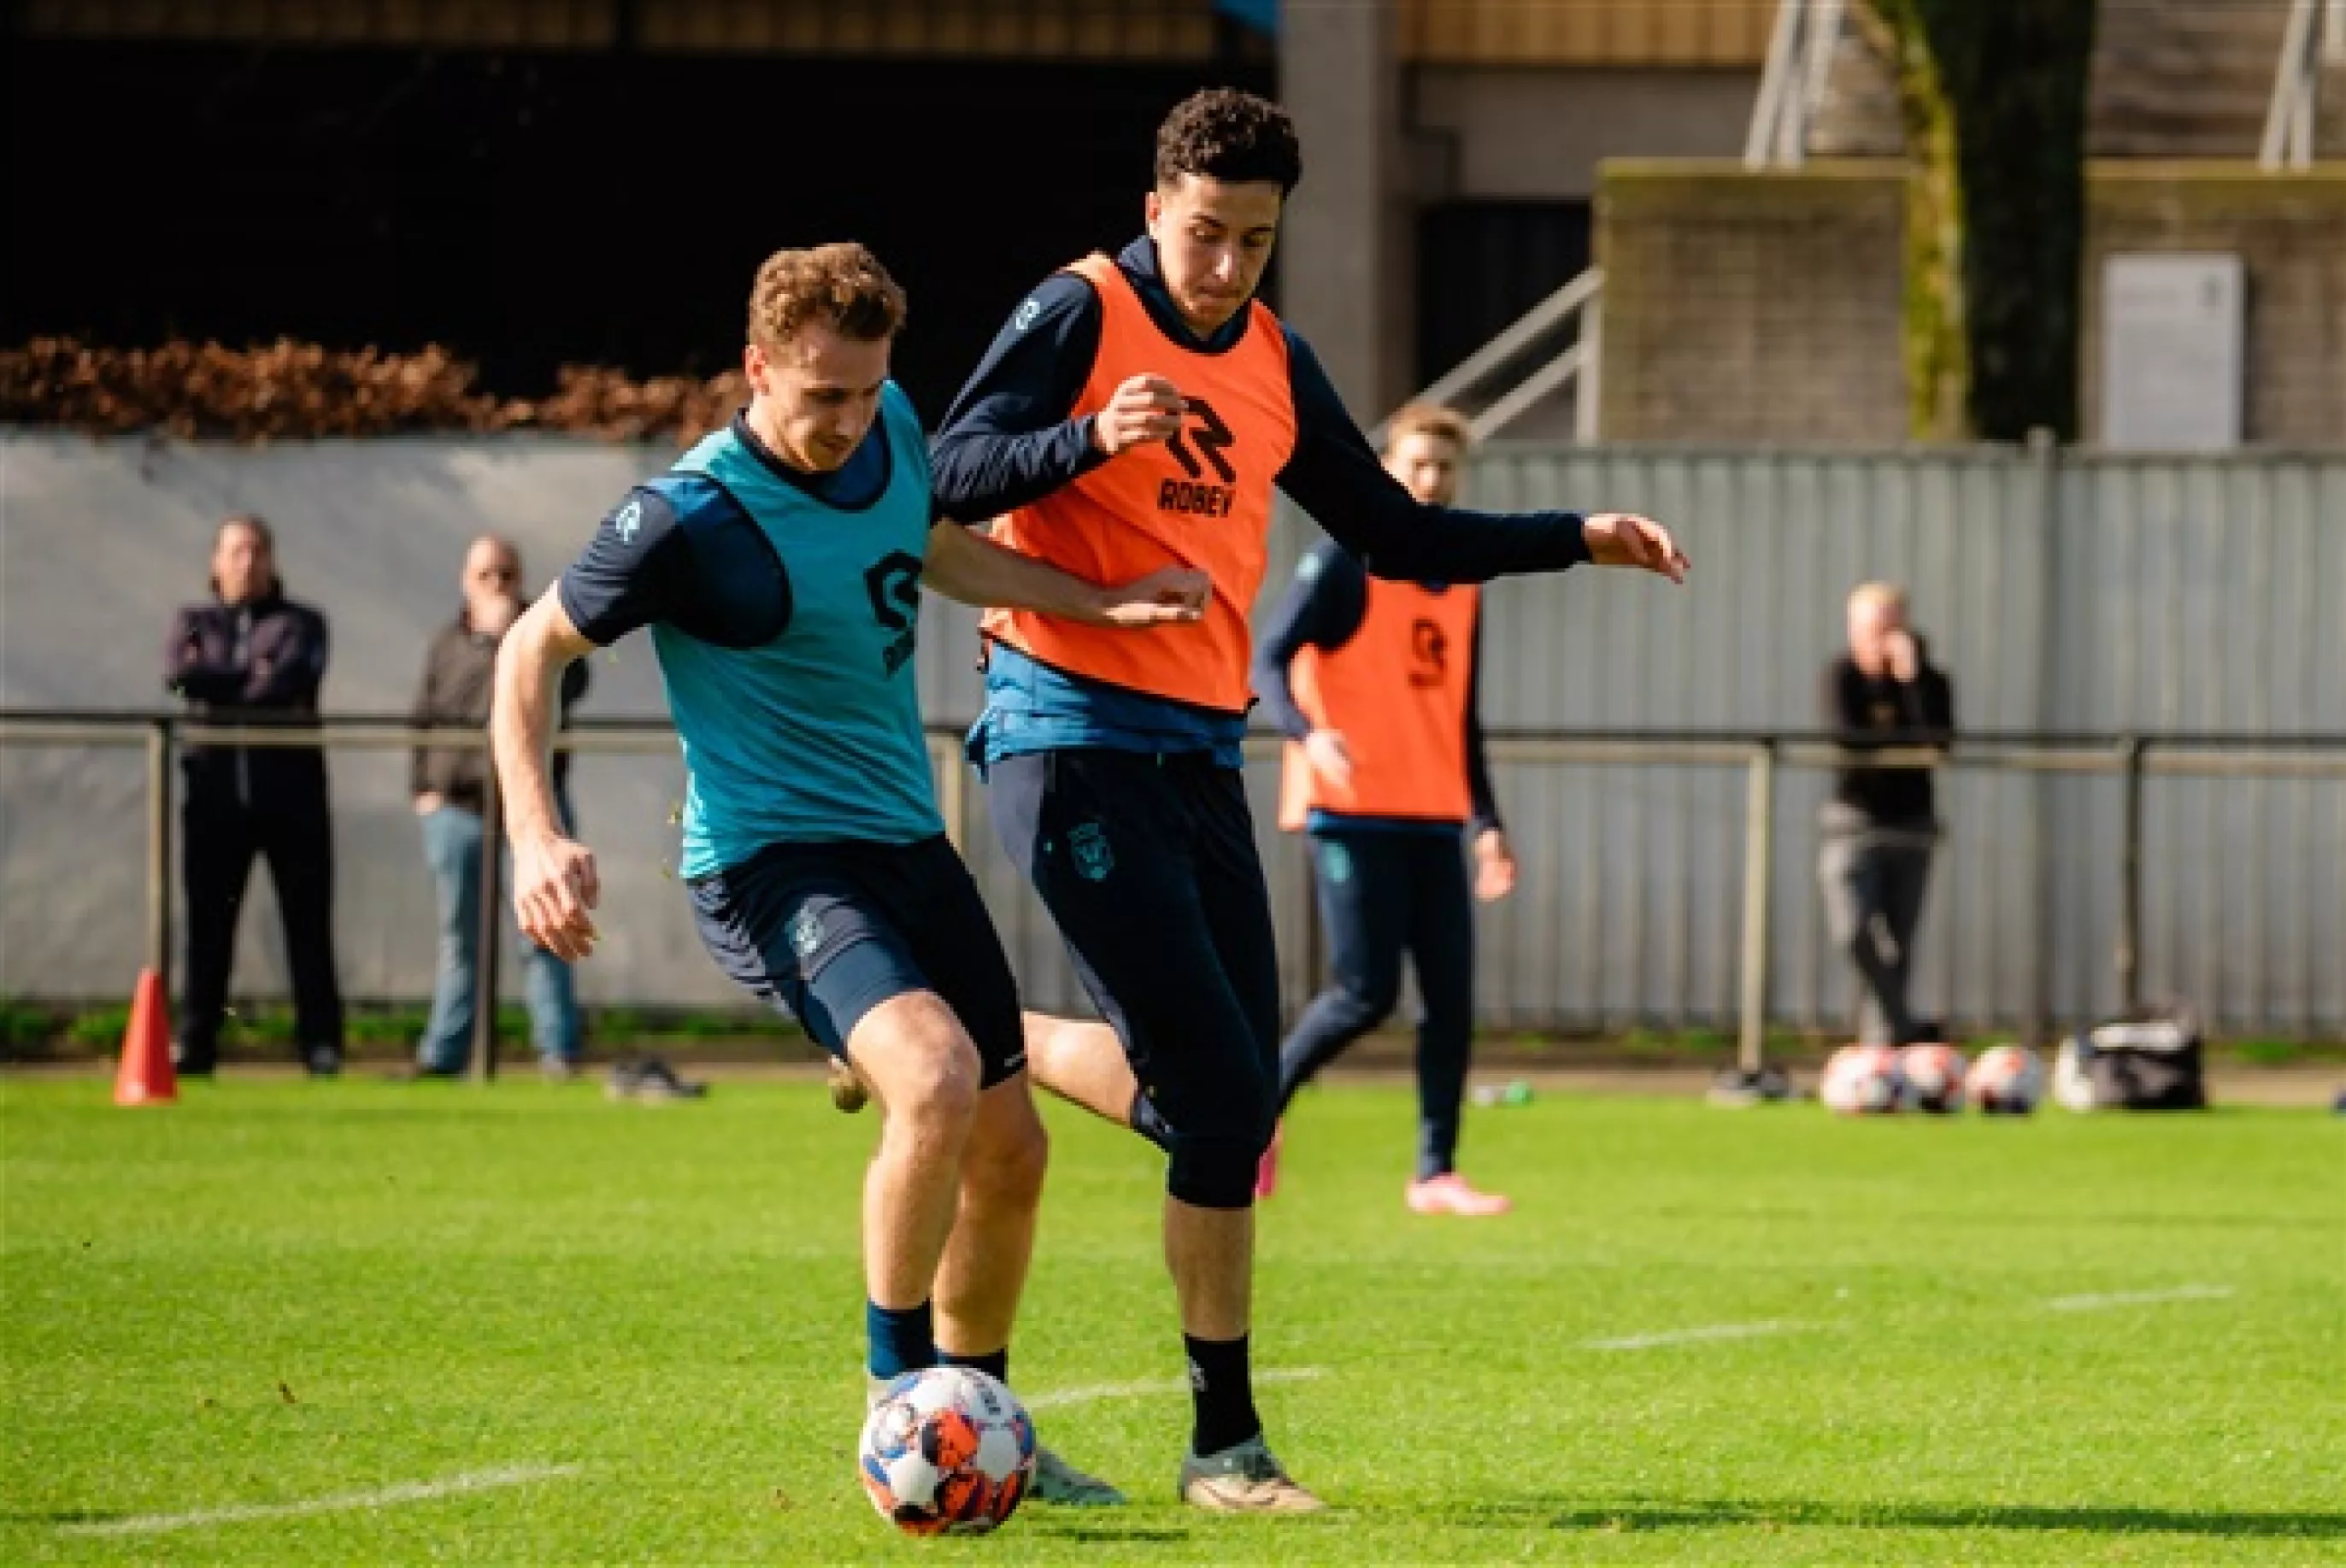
{"left": 5, "top": 712, "right": 2342, "bottom": 1069}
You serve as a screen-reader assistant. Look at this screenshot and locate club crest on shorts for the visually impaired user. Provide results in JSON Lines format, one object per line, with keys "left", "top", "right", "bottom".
{"left": 788, "top": 909, "right": 825, "bottom": 962}
{"left": 1320, "top": 840, "right": 1354, "bottom": 885}
{"left": 1067, "top": 821, "right": 1114, "bottom": 883}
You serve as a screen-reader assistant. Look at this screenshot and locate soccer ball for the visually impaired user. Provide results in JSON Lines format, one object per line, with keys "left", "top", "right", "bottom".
{"left": 1898, "top": 1042, "right": 1969, "bottom": 1113}
{"left": 858, "top": 1366, "right": 1037, "bottom": 1536}
{"left": 1820, "top": 1043, "right": 1904, "bottom": 1114}
{"left": 1966, "top": 1044, "right": 2045, "bottom": 1115}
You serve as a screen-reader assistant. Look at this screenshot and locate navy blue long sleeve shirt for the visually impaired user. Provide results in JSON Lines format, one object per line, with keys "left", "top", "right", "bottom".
{"left": 1252, "top": 542, "right": 1502, "bottom": 837}
{"left": 930, "top": 237, "right": 1589, "bottom": 768}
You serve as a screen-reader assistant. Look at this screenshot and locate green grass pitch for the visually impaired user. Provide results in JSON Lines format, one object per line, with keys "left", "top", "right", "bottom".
{"left": 3, "top": 1074, "right": 2340, "bottom": 1565}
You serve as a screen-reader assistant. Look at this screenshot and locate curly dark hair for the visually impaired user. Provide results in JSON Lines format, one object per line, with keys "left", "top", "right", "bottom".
{"left": 1154, "top": 89, "right": 1302, "bottom": 194}
{"left": 749, "top": 242, "right": 907, "bottom": 349}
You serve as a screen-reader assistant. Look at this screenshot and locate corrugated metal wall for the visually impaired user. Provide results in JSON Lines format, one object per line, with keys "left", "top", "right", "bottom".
{"left": 982, "top": 445, "right": 2346, "bottom": 1035}
{"left": 3, "top": 434, "right": 2341, "bottom": 1034}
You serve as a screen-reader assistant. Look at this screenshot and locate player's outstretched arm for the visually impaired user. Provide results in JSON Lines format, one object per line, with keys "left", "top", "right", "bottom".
{"left": 1579, "top": 513, "right": 1690, "bottom": 584}
{"left": 1277, "top": 332, "right": 1690, "bottom": 586}
{"left": 923, "top": 520, "right": 1208, "bottom": 628}
{"left": 491, "top": 592, "right": 601, "bottom": 961}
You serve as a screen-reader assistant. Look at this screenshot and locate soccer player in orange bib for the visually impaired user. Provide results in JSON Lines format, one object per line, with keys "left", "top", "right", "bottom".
{"left": 931, "top": 90, "right": 1687, "bottom": 1512}
{"left": 1254, "top": 403, "right": 1517, "bottom": 1217}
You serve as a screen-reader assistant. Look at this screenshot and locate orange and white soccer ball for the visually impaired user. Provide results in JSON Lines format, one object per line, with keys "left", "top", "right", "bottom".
{"left": 1898, "top": 1042, "right": 1970, "bottom": 1113}
{"left": 1966, "top": 1043, "right": 2045, "bottom": 1115}
{"left": 859, "top": 1366, "right": 1037, "bottom": 1536}
{"left": 1820, "top": 1043, "right": 1905, "bottom": 1114}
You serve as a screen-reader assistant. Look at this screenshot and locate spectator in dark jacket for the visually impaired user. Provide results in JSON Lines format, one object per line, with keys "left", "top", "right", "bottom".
{"left": 409, "top": 535, "right": 590, "bottom": 1078}
{"left": 166, "top": 514, "right": 342, "bottom": 1076}
{"left": 1820, "top": 582, "right": 1957, "bottom": 1048}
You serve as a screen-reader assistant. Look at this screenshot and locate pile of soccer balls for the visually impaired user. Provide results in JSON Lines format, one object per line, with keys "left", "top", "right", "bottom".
{"left": 1818, "top": 1042, "right": 2045, "bottom": 1115}
{"left": 859, "top": 1366, "right": 1038, "bottom": 1536}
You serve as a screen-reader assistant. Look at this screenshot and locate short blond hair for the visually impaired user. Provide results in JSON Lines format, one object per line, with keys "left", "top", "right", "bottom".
{"left": 1383, "top": 402, "right": 1473, "bottom": 456}
{"left": 748, "top": 243, "right": 907, "bottom": 353}
{"left": 1849, "top": 581, "right": 1909, "bottom": 617}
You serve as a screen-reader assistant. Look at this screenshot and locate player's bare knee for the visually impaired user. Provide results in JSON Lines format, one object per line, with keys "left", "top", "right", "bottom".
{"left": 902, "top": 1048, "right": 981, "bottom": 1133}
{"left": 856, "top": 997, "right": 982, "bottom": 1131}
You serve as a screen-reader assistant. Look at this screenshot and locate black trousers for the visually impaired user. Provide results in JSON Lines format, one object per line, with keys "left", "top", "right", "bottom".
{"left": 988, "top": 749, "right": 1282, "bottom": 1210}
{"left": 179, "top": 773, "right": 344, "bottom": 1065}
{"left": 1277, "top": 828, "right": 1476, "bottom": 1180}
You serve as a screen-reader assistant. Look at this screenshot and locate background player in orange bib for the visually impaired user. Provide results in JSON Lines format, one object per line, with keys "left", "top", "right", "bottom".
{"left": 1254, "top": 403, "right": 1516, "bottom": 1216}
{"left": 932, "top": 89, "right": 1688, "bottom": 1512}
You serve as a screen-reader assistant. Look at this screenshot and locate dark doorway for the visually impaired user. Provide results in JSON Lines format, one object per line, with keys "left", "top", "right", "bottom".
{"left": 1414, "top": 200, "right": 1591, "bottom": 388}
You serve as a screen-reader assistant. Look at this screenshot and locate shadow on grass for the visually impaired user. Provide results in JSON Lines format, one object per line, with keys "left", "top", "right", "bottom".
{"left": 1019, "top": 1518, "right": 1193, "bottom": 1546}
{"left": 1426, "top": 1497, "right": 2346, "bottom": 1539}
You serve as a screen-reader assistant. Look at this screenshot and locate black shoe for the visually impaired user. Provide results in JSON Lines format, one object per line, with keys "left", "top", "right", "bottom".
{"left": 303, "top": 1044, "right": 344, "bottom": 1078}
{"left": 386, "top": 1061, "right": 466, "bottom": 1082}
{"left": 1708, "top": 1066, "right": 1793, "bottom": 1107}
{"left": 173, "top": 1042, "right": 216, "bottom": 1078}
{"left": 608, "top": 1057, "right": 707, "bottom": 1102}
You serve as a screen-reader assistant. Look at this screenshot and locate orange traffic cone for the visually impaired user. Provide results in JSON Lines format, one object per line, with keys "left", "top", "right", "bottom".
{"left": 114, "top": 967, "right": 177, "bottom": 1106}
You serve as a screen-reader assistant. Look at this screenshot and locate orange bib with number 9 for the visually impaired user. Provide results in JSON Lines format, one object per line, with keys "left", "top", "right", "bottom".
{"left": 1279, "top": 576, "right": 1479, "bottom": 829}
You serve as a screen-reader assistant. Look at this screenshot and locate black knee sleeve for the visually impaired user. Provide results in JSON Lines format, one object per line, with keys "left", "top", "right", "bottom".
{"left": 1163, "top": 1079, "right": 1276, "bottom": 1209}
{"left": 1168, "top": 1133, "right": 1265, "bottom": 1209}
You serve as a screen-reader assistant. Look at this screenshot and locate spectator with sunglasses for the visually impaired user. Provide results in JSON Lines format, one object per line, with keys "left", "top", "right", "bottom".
{"left": 409, "top": 536, "right": 590, "bottom": 1078}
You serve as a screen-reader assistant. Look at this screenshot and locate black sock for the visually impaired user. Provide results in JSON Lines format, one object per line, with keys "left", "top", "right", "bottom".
{"left": 1184, "top": 1332, "right": 1261, "bottom": 1457}
{"left": 939, "top": 1347, "right": 1009, "bottom": 1384}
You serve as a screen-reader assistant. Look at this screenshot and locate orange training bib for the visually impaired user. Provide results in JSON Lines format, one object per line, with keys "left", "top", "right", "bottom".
{"left": 981, "top": 255, "right": 1296, "bottom": 714}
{"left": 1279, "top": 576, "right": 1480, "bottom": 829}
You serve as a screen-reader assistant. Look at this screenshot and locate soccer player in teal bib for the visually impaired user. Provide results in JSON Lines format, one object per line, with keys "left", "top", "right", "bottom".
{"left": 490, "top": 244, "right": 1207, "bottom": 1507}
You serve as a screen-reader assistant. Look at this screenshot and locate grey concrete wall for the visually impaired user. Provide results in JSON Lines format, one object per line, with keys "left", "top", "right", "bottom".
{"left": 1278, "top": 0, "right": 1413, "bottom": 415}
{"left": 1414, "top": 66, "right": 1756, "bottom": 200}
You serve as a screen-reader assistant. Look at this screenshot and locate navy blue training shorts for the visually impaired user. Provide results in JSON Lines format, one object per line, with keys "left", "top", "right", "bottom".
{"left": 687, "top": 833, "right": 1026, "bottom": 1088}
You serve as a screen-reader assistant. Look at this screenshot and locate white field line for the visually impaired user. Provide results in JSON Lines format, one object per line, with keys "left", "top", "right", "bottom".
{"left": 2047, "top": 1283, "right": 2234, "bottom": 1313}
{"left": 58, "top": 1463, "right": 581, "bottom": 1539}
{"left": 1579, "top": 1320, "right": 1808, "bottom": 1352}
{"left": 1026, "top": 1366, "right": 1326, "bottom": 1411}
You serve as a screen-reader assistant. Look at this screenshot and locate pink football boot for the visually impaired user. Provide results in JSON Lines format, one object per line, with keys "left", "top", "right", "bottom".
{"left": 1404, "top": 1172, "right": 1512, "bottom": 1216}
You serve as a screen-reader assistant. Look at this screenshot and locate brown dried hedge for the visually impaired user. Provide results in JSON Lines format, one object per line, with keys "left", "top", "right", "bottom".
{"left": 0, "top": 338, "right": 749, "bottom": 444}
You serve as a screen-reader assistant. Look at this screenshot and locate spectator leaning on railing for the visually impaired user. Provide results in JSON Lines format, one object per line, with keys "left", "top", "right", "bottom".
{"left": 1819, "top": 581, "right": 1957, "bottom": 1049}
{"left": 408, "top": 536, "right": 590, "bottom": 1080}
{"left": 165, "top": 514, "right": 344, "bottom": 1078}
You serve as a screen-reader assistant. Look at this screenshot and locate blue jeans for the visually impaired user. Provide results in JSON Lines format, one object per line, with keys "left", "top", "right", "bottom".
{"left": 418, "top": 802, "right": 579, "bottom": 1071}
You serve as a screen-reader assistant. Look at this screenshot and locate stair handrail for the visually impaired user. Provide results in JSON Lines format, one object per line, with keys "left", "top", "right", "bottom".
{"left": 1744, "top": 0, "right": 1845, "bottom": 169}
{"left": 2262, "top": 0, "right": 2328, "bottom": 169}
{"left": 1380, "top": 267, "right": 1604, "bottom": 445}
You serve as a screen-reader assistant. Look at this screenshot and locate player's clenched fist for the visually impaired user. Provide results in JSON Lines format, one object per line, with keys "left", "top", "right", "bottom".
{"left": 1581, "top": 513, "right": 1690, "bottom": 584}
{"left": 513, "top": 831, "right": 602, "bottom": 962}
{"left": 1091, "top": 373, "right": 1186, "bottom": 456}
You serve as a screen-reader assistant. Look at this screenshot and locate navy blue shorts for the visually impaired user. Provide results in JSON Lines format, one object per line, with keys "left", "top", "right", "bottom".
{"left": 987, "top": 749, "right": 1281, "bottom": 1207}
{"left": 687, "top": 833, "right": 1026, "bottom": 1088}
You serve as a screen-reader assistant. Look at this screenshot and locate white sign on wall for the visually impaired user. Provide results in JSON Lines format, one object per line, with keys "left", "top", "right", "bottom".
{"left": 2101, "top": 253, "right": 2244, "bottom": 452}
